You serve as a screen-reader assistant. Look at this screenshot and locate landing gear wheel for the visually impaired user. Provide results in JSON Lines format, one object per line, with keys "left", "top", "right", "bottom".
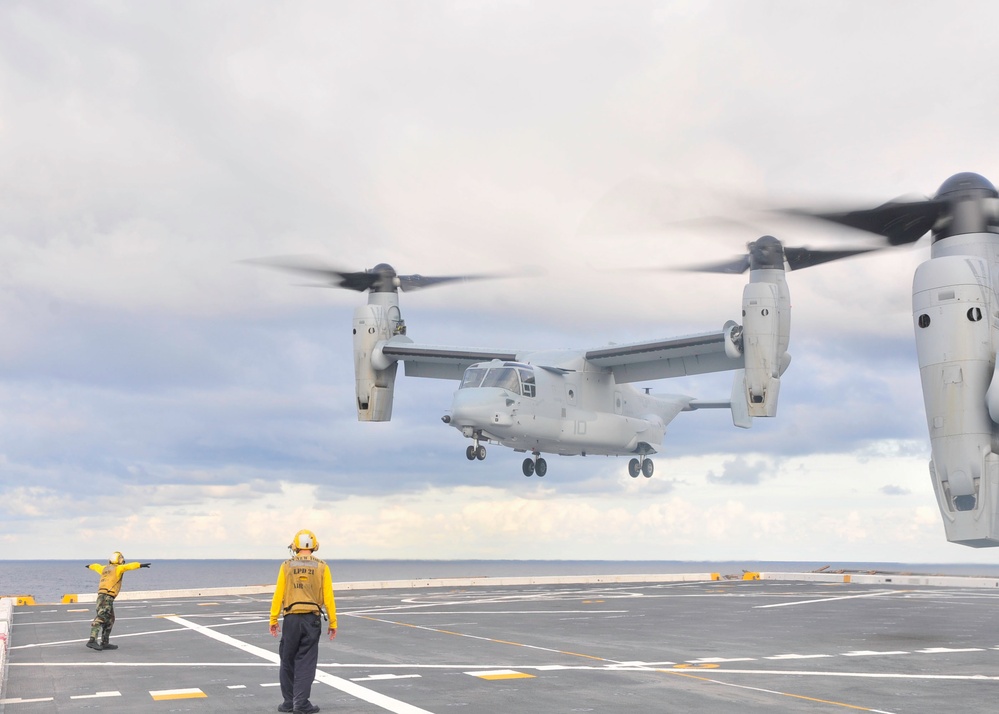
{"left": 476, "top": 445, "right": 487, "bottom": 460}
{"left": 628, "top": 458, "right": 641, "bottom": 478}
{"left": 522, "top": 458, "right": 535, "bottom": 477}
{"left": 535, "top": 458, "right": 547, "bottom": 477}
{"left": 466, "top": 445, "right": 476, "bottom": 461}
{"left": 642, "top": 458, "right": 654, "bottom": 478}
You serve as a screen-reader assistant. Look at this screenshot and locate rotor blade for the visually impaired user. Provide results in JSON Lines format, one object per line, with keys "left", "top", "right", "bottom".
{"left": 246, "top": 255, "right": 511, "bottom": 293}
{"left": 786, "top": 198, "right": 946, "bottom": 246}
{"left": 782, "top": 246, "right": 881, "bottom": 271}
{"left": 679, "top": 255, "right": 753, "bottom": 274}
{"left": 242, "top": 255, "right": 377, "bottom": 291}
{"left": 397, "top": 273, "right": 502, "bottom": 292}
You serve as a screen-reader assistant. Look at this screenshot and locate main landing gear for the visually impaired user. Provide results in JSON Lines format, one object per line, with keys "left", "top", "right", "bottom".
{"left": 522, "top": 453, "right": 547, "bottom": 477}
{"left": 628, "top": 456, "right": 654, "bottom": 478}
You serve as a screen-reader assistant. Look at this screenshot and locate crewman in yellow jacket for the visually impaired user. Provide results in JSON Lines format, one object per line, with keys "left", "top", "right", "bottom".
{"left": 269, "top": 529, "right": 337, "bottom": 714}
{"left": 85, "top": 552, "right": 150, "bottom": 651}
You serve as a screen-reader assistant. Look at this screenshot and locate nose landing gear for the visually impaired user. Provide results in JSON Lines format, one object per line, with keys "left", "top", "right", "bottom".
{"left": 628, "top": 457, "right": 654, "bottom": 478}
{"left": 465, "top": 433, "right": 486, "bottom": 461}
{"left": 522, "top": 452, "right": 547, "bottom": 477}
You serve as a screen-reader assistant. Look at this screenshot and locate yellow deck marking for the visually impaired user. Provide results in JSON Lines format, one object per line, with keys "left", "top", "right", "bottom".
{"left": 150, "top": 688, "right": 208, "bottom": 701}
{"left": 659, "top": 670, "right": 896, "bottom": 713}
{"left": 673, "top": 663, "right": 719, "bottom": 669}
{"left": 356, "top": 615, "right": 615, "bottom": 663}
{"left": 467, "top": 669, "right": 536, "bottom": 680}
{"left": 558, "top": 650, "right": 606, "bottom": 661}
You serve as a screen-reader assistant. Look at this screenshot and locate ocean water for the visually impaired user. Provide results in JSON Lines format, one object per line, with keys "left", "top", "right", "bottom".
{"left": 5, "top": 559, "right": 999, "bottom": 605}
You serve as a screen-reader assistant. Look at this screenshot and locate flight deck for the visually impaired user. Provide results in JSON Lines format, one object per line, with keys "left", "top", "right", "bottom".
{"left": 4, "top": 572, "right": 999, "bottom": 713}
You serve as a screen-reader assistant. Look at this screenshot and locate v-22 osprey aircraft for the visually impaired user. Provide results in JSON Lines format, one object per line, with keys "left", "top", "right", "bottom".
{"left": 256, "top": 237, "right": 859, "bottom": 478}
{"left": 794, "top": 172, "right": 999, "bottom": 548}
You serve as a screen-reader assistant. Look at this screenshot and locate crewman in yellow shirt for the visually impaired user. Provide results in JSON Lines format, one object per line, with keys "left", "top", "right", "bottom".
{"left": 85, "top": 552, "right": 150, "bottom": 651}
{"left": 269, "top": 529, "right": 337, "bottom": 714}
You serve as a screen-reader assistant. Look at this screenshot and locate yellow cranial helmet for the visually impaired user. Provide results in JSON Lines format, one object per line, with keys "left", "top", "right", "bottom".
{"left": 109, "top": 551, "right": 125, "bottom": 565}
{"left": 290, "top": 529, "right": 319, "bottom": 552}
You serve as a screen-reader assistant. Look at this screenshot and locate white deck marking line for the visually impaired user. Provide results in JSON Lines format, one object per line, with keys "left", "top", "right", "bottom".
{"left": 754, "top": 590, "right": 906, "bottom": 609}
{"left": 351, "top": 674, "right": 423, "bottom": 682}
{"left": 346, "top": 610, "right": 627, "bottom": 615}
{"left": 166, "top": 615, "right": 435, "bottom": 714}
{"left": 765, "top": 654, "right": 833, "bottom": 660}
{"left": 10, "top": 662, "right": 276, "bottom": 667}
{"left": 915, "top": 647, "right": 983, "bottom": 653}
{"left": 69, "top": 691, "right": 121, "bottom": 699}
{"left": 669, "top": 667, "right": 999, "bottom": 681}
{"left": 11, "top": 627, "right": 188, "bottom": 648}
{"left": 12, "top": 618, "right": 275, "bottom": 649}
{"left": 0, "top": 697, "right": 56, "bottom": 704}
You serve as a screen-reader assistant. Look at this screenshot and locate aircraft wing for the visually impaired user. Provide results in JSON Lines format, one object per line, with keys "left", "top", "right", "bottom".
{"left": 380, "top": 337, "right": 519, "bottom": 380}
{"left": 583, "top": 329, "right": 741, "bottom": 383}
{"left": 380, "top": 327, "right": 742, "bottom": 383}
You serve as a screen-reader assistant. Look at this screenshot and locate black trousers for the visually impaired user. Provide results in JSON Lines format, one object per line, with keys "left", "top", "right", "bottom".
{"left": 279, "top": 612, "right": 322, "bottom": 708}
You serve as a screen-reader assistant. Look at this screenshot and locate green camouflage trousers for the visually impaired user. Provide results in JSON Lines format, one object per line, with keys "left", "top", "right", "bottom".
{"left": 89, "top": 593, "right": 116, "bottom": 642}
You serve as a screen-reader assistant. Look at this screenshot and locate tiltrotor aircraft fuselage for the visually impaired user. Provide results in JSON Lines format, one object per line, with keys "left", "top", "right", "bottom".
{"left": 257, "top": 237, "right": 870, "bottom": 479}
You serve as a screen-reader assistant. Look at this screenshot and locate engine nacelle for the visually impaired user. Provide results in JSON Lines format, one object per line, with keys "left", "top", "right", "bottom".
{"left": 741, "top": 280, "right": 782, "bottom": 417}
{"left": 913, "top": 254, "right": 999, "bottom": 545}
{"left": 353, "top": 303, "right": 401, "bottom": 422}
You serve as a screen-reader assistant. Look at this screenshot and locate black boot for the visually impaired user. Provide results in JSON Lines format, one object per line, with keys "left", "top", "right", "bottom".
{"left": 86, "top": 638, "right": 102, "bottom": 651}
{"left": 100, "top": 640, "right": 118, "bottom": 650}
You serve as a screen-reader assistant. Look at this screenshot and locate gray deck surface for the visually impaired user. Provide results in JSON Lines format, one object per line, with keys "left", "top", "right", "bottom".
{"left": 5, "top": 578, "right": 999, "bottom": 713}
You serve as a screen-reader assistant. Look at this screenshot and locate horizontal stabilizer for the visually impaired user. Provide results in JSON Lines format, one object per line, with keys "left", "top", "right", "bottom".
{"left": 684, "top": 371, "right": 752, "bottom": 429}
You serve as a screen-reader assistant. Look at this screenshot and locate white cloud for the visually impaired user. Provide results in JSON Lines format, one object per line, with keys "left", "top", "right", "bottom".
{"left": 1, "top": 0, "right": 998, "bottom": 566}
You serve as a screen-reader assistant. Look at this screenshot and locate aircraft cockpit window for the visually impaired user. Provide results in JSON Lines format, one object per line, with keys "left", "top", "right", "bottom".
{"left": 518, "top": 368, "right": 536, "bottom": 398}
{"left": 460, "top": 367, "right": 488, "bottom": 389}
{"left": 481, "top": 367, "right": 521, "bottom": 392}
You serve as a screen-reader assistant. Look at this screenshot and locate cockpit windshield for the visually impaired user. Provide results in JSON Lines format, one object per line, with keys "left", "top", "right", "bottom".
{"left": 459, "top": 363, "right": 536, "bottom": 397}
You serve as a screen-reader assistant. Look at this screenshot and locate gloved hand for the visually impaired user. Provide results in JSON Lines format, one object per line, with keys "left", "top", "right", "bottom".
{"left": 328, "top": 627, "right": 337, "bottom": 641}
{"left": 270, "top": 624, "right": 280, "bottom": 637}
{"left": 140, "top": 563, "right": 151, "bottom": 568}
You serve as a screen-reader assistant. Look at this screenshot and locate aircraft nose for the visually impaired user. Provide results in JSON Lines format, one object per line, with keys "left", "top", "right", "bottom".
{"left": 449, "top": 388, "right": 514, "bottom": 428}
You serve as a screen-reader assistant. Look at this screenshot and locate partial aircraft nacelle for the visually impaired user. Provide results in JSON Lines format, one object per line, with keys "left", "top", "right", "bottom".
{"left": 352, "top": 301, "right": 403, "bottom": 421}
{"left": 739, "top": 263, "right": 791, "bottom": 418}
{"left": 913, "top": 253, "right": 999, "bottom": 546}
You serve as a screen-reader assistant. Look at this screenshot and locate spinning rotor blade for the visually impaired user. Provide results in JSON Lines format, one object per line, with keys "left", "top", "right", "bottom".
{"left": 787, "top": 199, "right": 946, "bottom": 246}
{"left": 782, "top": 246, "right": 880, "bottom": 271}
{"left": 245, "top": 255, "right": 502, "bottom": 292}
{"left": 784, "top": 172, "right": 999, "bottom": 246}
{"left": 682, "top": 236, "right": 878, "bottom": 274}
{"left": 683, "top": 255, "right": 752, "bottom": 274}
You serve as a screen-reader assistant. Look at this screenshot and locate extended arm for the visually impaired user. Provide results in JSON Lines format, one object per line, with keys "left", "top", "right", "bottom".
{"left": 323, "top": 564, "right": 337, "bottom": 640}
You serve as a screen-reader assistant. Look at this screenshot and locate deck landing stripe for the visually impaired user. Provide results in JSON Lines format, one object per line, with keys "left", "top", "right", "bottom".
{"left": 165, "top": 616, "right": 435, "bottom": 714}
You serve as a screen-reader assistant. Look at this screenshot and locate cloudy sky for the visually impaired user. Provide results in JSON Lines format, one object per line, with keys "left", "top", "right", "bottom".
{"left": 2, "top": 0, "right": 998, "bottom": 565}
